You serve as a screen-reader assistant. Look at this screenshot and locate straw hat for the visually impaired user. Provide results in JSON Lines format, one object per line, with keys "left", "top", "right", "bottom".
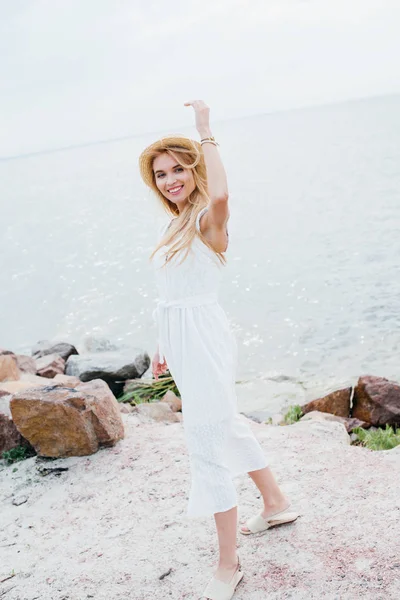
{"left": 138, "top": 135, "right": 203, "bottom": 188}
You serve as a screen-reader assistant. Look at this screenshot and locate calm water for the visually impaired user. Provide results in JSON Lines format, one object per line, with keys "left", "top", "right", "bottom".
{"left": 1, "top": 95, "right": 399, "bottom": 411}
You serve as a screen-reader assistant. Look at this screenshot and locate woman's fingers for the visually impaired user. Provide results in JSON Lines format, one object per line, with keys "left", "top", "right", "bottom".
{"left": 184, "top": 100, "right": 208, "bottom": 108}
{"left": 153, "top": 360, "right": 168, "bottom": 380}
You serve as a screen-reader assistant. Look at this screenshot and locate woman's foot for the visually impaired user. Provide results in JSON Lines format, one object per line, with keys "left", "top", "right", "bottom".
{"left": 203, "top": 555, "right": 243, "bottom": 599}
{"left": 213, "top": 555, "right": 240, "bottom": 584}
{"left": 240, "top": 498, "right": 290, "bottom": 534}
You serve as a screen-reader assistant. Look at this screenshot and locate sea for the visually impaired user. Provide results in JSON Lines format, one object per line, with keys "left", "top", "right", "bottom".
{"left": 1, "top": 95, "right": 399, "bottom": 415}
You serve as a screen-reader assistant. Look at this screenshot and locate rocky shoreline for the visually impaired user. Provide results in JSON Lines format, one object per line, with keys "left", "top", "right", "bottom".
{"left": 1, "top": 337, "right": 400, "bottom": 599}
{"left": 1, "top": 338, "right": 400, "bottom": 459}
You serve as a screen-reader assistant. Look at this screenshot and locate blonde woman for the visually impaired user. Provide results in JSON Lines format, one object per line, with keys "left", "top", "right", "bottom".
{"left": 139, "top": 100, "right": 298, "bottom": 600}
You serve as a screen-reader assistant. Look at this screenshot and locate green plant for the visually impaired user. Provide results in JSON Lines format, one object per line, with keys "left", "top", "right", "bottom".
{"left": 283, "top": 404, "right": 303, "bottom": 425}
{"left": 2, "top": 445, "right": 36, "bottom": 465}
{"left": 353, "top": 424, "right": 400, "bottom": 451}
{"left": 118, "top": 371, "right": 180, "bottom": 405}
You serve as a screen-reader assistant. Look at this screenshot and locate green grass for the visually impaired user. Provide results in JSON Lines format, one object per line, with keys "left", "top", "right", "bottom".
{"left": 283, "top": 404, "right": 303, "bottom": 425}
{"left": 2, "top": 445, "right": 36, "bottom": 465}
{"left": 117, "top": 371, "right": 180, "bottom": 405}
{"left": 353, "top": 424, "right": 400, "bottom": 451}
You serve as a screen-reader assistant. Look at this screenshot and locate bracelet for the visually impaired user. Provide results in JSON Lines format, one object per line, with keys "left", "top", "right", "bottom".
{"left": 200, "top": 136, "right": 219, "bottom": 146}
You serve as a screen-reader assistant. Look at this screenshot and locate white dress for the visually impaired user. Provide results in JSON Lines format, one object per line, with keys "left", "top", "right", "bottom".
{"left": 152, "top": 206, "right": 268, "bottom": 518}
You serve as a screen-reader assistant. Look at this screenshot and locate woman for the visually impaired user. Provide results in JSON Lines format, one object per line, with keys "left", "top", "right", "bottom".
{"left": 139, "top": 100, "right": 298, "bottom": 600}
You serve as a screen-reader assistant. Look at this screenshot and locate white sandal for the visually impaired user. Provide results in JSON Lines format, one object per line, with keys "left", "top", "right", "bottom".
{"left": 240, "top": 505, "right": 299, "bottom": 535}
{"left": 202, "top": 554, "right": 244, "bottom": 600}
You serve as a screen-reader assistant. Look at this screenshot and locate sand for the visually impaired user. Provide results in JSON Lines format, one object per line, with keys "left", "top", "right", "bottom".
{"left": 1, "top": 414, "right": 400, "bottom": 600}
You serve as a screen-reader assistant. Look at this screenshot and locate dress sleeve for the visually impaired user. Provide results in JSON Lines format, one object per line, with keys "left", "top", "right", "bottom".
{"left": 195, "top": 207, "right": 209, "bottom": 231}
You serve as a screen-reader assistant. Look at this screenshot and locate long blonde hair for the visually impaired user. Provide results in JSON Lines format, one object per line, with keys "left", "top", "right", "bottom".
{"left": 138, "top": 135, "right": 227, "bottom": 267}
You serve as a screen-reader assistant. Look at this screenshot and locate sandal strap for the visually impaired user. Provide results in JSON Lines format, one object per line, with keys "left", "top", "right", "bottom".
{"left": 202, "top": 557, "right": 242, "bottom": 600}
{"left": 246, "top": 513, "right": 269, "bottom": 533}
{"left": 246, "top": 506, "right": 293, "bottom": 533}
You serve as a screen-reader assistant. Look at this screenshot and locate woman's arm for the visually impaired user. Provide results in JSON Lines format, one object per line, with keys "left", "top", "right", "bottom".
{"left": 184, "top": 100, "right": 229, "bottom": 244}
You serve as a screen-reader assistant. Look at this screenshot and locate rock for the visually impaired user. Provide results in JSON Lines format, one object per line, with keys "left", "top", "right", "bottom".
{"left": 240, "top": 410, "right": 270, "bottom": 424}
{"left": 300, "top": 410, "right": 371, "bottom": 433}
{"left": 12, "top": 496, "right": 28, "bottom": 506}
{"left": 133, "top": 402, "right": 180, "bottom": 423}
{"left": 20, "top": 373, "right": 61, "bottom": 386}
{"left": 344, "top": 417, "right": 372, "bottom": 432}
{"left": 82, "top": 335, "right": 121, "bottom": 353}
{"left": 53, "top": 374, "right": 81, "bottom": 387}
{"left": 0, "top": 412, "right": 25, "bottom": 453}
{"left": 32, "top": 340, "right": 78, "bottom": 362}
{"left": 301, "top": 387, "right": 351, "bottom": 418}
{"left": 293, "top": 418, "right": 351, "bottom": 445}
{"left": 10, "top": 379, "right": 124, "bottom": 457}
{"left": 0, "top": 355, "right": 20, "bottom": 382}
{"left": 65, "top": 351, "right": 150, "bottom": 397}
{"left": 119, "top": 403, "right": 134, "bottom": 414}
{"left": 14, "top": 355, "right": 37, "bottom": 374}
{"left": 161, "top": 390, "right": 182, "bottom": 412}
{"left": 0, "top": 374, "right": 64, "bottom": 402}
{"left": 352, "top": 376, "right": 400, "bottom": 427}
{"left": 35, "top": 353, "right": 66, "bottom": 378}
{"left": 0, "top": 380, "right": 53, "bottom": 397}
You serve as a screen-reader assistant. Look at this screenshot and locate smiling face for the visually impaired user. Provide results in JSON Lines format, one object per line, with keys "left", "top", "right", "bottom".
{"left": 153, "top": 152, "right": 196, "bottom": 208}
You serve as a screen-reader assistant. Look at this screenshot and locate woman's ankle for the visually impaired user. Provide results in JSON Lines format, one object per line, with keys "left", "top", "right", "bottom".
{"left": 263, "top": 495, "right": 289, "bottom": 514}
{"left": 217, "top": 554, "right": 238, "bottom": 570}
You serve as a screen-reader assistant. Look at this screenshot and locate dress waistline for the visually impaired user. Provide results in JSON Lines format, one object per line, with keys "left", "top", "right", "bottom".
{"left": 152, "top": 292, "right": 218, "bottom": 364}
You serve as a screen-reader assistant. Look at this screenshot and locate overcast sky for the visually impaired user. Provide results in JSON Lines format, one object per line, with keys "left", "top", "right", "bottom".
{"left": 1, "top": 0, "right": 399, "bottom": 158}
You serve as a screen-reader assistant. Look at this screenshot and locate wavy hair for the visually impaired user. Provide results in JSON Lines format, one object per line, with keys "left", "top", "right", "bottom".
{"left": 139, "top": 135, "right": 226, "bottom": 267}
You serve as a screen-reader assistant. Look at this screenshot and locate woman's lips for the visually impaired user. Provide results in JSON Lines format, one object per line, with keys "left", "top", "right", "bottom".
{"left": 168, "top": 185, "right": 184, "bottom": 196}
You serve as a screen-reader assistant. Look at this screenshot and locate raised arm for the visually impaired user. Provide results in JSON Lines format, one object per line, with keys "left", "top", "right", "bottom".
{"left": 184, "top": 100, "right": 230, "bottom": 251}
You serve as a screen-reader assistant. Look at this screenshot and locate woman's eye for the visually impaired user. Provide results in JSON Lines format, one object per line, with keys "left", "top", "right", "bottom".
{"left": 175, "top": 167, "right": 183, "bottom": 173}
{"left": 157, "top": 173, "right": 165, "bottom": 178}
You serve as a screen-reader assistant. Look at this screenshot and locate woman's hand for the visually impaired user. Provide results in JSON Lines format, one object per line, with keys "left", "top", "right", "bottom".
{"left": 152, "top": 350, "right": 168, "bottom": 380}
{"left": 184, "top": 99, "right": 211, "bottom": 138}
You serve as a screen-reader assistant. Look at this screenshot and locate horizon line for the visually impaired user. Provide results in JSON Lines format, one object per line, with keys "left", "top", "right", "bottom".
{"left": 1, "top": 91, "right": 398, "bottom": 162}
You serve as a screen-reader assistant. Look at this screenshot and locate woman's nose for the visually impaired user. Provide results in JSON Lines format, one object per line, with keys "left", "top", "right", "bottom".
{"left": 166, "top": 172, "right": 177, "bottom": 186}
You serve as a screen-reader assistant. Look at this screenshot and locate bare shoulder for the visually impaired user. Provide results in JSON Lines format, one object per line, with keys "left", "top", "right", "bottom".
{"left": 198, "top": 203, "right": 230, "bottom": 253}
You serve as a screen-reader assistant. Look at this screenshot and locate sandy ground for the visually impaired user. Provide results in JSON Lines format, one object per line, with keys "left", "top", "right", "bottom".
{"left": 1, "top": 414, "right": 400, "bottom": 600}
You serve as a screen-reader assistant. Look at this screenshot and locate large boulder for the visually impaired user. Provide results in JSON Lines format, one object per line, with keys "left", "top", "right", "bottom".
{"left": 66, "top": 351, "right": 150, "bottom": 396}
{"left": 352, "top": 376, "right": 400, "bottom": 427}
{"left": 32, "top": 340, "right": 78, "bottom": 362}
{"left": 35, "top": 353, "right": 66, "bottom": 378}
{"left": 0, "top": 355, "right": 20, "bottom": 382}
{"left": 301, "top": 387, "right": 351, "bottom": 418}
{"left": 10, "top": 380, "right": 124, "bottom": 457}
